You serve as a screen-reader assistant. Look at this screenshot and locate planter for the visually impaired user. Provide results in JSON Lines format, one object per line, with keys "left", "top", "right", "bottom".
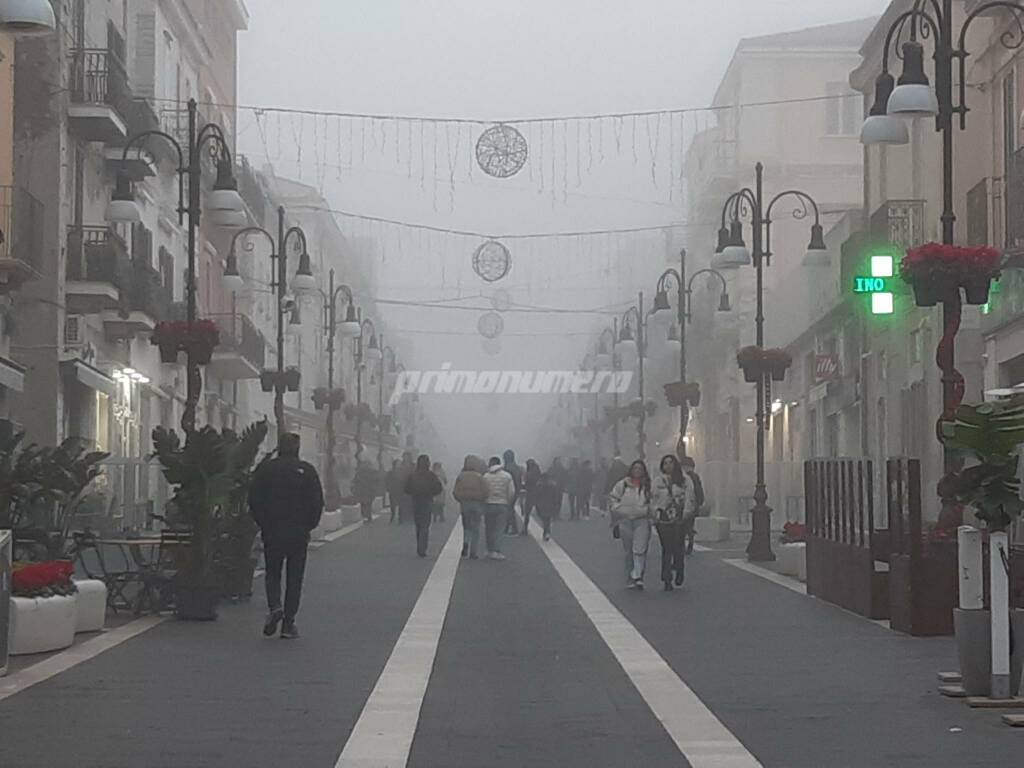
{"left": 218, "top": 558, "right": 257, "bottom": 600}
{"left": 174, "top": 581, "right": 219, "bottom": 621}
{"left": 962, "top": 276, "right": 993, "bottom": 306}
{"left": 954, "top": 608, "right": 1024, "bottom": 697}
{"left": 73, "top": 579, "right": 108, "bottom": 633}
{"left": 911, "top": 278, "right": 954, "bottom": 308}
{"left": 191, "top": 344, "right": 214, "bottom": 366}
{"left": 8, "top": 595, "right": 77, "bottom": 655}
{"left": 739, "top": 364, "right": 761, "bottom": 384}
{"left": 158, "top": 342, "right": 180, "bottom": 364}
{"left": 767, "top": 361, "right": 790, "bottom": 382}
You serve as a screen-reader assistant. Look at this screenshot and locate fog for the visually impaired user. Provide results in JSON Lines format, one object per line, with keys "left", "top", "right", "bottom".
{"left": 237, "top": 0, "right": 890, "bottom": 465}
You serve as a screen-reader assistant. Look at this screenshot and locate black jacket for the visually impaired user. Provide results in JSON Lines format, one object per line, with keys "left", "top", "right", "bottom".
{"left": 249, "top": 455, "right": 325, "bottom": 543}
{"left": 404, "top": 468, "right": 443, "bottom": 503}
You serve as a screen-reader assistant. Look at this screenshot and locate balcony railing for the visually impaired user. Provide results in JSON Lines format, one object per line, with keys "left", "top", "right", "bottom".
{"left": 129, "top": 260, "right": 172, "bottom": 322}
{"left": 66, "top": 226, "right": 132, "bottom": 290}
{"left": 1006, "top": 146, "right": 1024, "bottom": 250}
{"left": 0, "top": 186, "right": 43, "bottom": 268}
{"left": 69, "top": 48, "right": 132, "bottom": 118}
{"left": 209, "top": 312, "right": 267, "bottom": 371}
{"left": 869, "top": 199, "right": 925, "bottom": 250}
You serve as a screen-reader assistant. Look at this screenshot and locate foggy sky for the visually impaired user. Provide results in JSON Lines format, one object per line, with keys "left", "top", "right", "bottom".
{"left": 236, "top": 0, "right": 890, "bottom": 460}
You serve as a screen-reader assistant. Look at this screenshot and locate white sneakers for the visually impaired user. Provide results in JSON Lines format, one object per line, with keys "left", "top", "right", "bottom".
{"left": 487, "top": 552, "right": 507, "bottom": 561}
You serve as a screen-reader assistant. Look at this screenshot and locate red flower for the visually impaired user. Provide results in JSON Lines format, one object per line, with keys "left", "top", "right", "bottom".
{"left": 900, "top": 243, "right": 1002, "bottom": 282}
{"left": 12, "top": 560, "right": 75, "bottom": 596}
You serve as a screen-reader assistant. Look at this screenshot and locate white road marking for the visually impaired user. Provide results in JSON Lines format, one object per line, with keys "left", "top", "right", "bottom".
{"left": 532, "top": 523, "right": 763, "bottom": 768}
{"left": 334, "top": 525, "right": 461, "bottom": 768}
{"left": 723, "top": 559, "right": 807, "bottom": 596}
{"left": 0, "top": 616, "right": 167, "bottom": 702}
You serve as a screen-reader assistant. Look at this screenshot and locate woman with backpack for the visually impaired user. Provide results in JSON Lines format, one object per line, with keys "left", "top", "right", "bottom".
{"left": 609, "top": 460, "right": 653, "bottom": 590}
{"left": 453, "top": 455, "right": 487, "bottom": 559}
{"left": 403, "top": 455, "right": 444, "bottom": 558}
{"left": 652, "top": 455, "right": 696, "bottom": 591}
{"left": 534, "top": 470, "right": 561, "bottom": 542}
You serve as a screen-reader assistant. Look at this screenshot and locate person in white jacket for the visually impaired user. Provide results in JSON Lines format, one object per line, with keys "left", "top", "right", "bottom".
{"left": 609, "top": 460, "right": 653, "bottom": 590}
{"left": 482, "top": 457, "right": 515, "bottom": 560}
{"left": 651, "top": 455, "right": 696, "bottom": 591}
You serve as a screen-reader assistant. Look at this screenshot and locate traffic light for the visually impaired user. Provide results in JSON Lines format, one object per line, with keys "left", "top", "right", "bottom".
{"left": 853, "top": 247, "right": 896, "bottom": 315}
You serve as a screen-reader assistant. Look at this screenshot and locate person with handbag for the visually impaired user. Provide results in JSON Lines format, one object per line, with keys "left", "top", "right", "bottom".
{"left": 609, "top": 460, "right": 653, "bottom": 590}
{"left": 652, "top": 455, "right": 696, "bottom": 591}
{"left": 453, "top": 455, "right": 488, "bottom": 559}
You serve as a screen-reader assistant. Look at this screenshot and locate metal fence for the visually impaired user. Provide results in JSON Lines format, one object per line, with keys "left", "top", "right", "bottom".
{"left": 0, "top": 185, "right": 43, "bottom": 267}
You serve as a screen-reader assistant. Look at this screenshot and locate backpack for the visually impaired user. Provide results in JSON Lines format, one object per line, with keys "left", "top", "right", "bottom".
{"left": 688, "top": 470, "right": 706, "bottom": 510}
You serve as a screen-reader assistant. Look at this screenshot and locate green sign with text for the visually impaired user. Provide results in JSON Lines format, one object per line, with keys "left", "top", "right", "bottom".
{"left": 852, "top": 250, "right": 896, "bottom": 315}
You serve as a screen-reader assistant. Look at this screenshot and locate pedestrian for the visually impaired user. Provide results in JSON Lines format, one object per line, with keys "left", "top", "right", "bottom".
{"left": 680, "top": 456, "right": 706, "bottom": 554}
{"left": 566, "top": 458, "right": 580, "bottom": 520}
{"left": 549, "top": 457, "right": 567, "bottom": 519}
{"left": 483, "top": 456, "right": 515, "bottom": 560}
{"left": 385, "top": 459, "right": 402, "bottom": 523}
{"left": 404, "top": 454, "right": 443, "bottom": 557}
{"left": 521, "top": 458, "right": 541, "bottom": 534}
{"left": 502, "top": 449, "right": 523, "bottom": 535}
{"left": 535, "top": 470, "right": 560, "bottom": 541}
{"left": 577, "top": 459, "right": 595, "bottom": 519}
{"left": 396, "top": 451, "right": 415, "bottom": 525}
{"left": 352, "top": 460, "right": 378, "bottom": 523}
{"left": 606, "top": 455, "right": 629, "bottom": 493}
{"left": 432, "top": 461, "right": 448, "bottom": 522}
{"left": 609, "top": 460, "right": 653, "bottom": 590}
{"left": 652, "top": 455, "right": 696, "bottom": 591}
{"left": 596, "top": 457, "right": 610, "bottom": 513}
{"left": 248, "top": 433, "right": 324, "bottom": 639}
{"left": 453, "top": 455, "right": 487, "bottom": 558}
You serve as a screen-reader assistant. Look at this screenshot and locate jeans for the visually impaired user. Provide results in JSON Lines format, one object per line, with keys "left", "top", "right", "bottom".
{"left": 484, "top": 503, "right": 506, "bottom": 553}
{"left": 504, "top": 499, "right": 519, "bottom": 534}
{"left": 460, "top": 502, "right": 482, "bottom": 557}
{"left": 413, "top": 502, "right": 432, "bottom": 556}
{"left": 263, "top": 537, "right": 308, "bottom": 621}
{"left": 568, "top": 493, "right": 578, "bottom": 520}
{"left": 656, "top": 522, "right": 685, "bottom": 584}
{"left": 619, "top": 517, "right": 651, "bottom": 582}
{"left": 522, "top": 496, "right": 537, "bottom": 530}
{"left": 388, "top": 495, "right": 397, "bottom": 523}
{"left": 360, "top": 500, "right": 374, "bottom": 522}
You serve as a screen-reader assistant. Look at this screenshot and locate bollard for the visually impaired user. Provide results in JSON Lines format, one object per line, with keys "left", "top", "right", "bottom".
{"left": 958, "top": 525, "right": 984, "bottom": 610}
{"left": 990, "top": 531, "right": 1011, "bottom": 700}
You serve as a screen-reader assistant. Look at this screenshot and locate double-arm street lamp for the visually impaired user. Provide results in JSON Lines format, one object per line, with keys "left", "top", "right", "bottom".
{"left": 714, "top": 162, "right": 828, "bottom": 562}
{"left": 108, "top": 98, "right": 246, "bottom": 434}
{"left": 618, "top": 294, "right": 647, "bottom": 462}
{"left": 0, "top": 0, "right": 56, "bottom": 36}
{"left": 859, "top": 0, "right": 1022, "bottom": 473}
{"left": 353, "top": 317, "right": 382, "bottom": 459}
{"left": 652, "top": 248, "right": 732, "bottom": 459}
{"left": 223, "top": 205, "right": 316, "bottom": 438}
{"left": 378, "top": 342, "right": 397, "bottom": 471}
{"left": 595, "top": 321, "right": 621, "bottom": 457}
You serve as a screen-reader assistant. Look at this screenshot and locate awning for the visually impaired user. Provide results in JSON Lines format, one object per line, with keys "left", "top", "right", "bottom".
{"left": 61, "top": 359, "right": 116, "bottom": 397}
{"left": 0, "top": 356, "right": 25, "bottom": 393}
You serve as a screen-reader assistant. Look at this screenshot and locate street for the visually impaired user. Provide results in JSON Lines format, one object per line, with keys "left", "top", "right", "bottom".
{"left": 1, "top": 513, "right": 1019, "bottom": 768}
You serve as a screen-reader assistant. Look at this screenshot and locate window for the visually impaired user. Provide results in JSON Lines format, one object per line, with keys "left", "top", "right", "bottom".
{"left": 909, "top": 328, "right": 922, "bottom": 365}
{"left": 825, "top": 82, "right": 862, "bottom": 136}
{"left": 1004, "top": 68, "right": 1017, "bottom": 246}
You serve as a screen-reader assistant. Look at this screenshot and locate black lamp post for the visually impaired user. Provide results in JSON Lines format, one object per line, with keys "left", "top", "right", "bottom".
{"left": 716, "top": 162, "right": 828, "bottom": 562}
{"left": 109, "top": 98, "right": 245, "bottom": 434}
{"left": 619, "top": 294, "right": 646, "bottom": 461}
{"left": 652, "top": 248, "right": 731, "bottom": 459}
{"left": 378, "top": 342, "right": 397, "bottom": 472}
{"left": 353, "top": 317, "right": 381, "bottom": 459}
{"left": 596, "top": 322, "right": 621, "bottom": 457}
{"left": 223, "top": 205, "right": 315, "bottom": 440}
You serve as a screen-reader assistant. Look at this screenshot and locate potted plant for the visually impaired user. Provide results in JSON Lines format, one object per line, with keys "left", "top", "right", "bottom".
{"left": 941, "top": 397, "right": 1024, "bottom": 696}
{"left": 663, "top": 381, "right": 701, "bottom": 408}
{"left": 763, "top": 348, "right": 793, "bottom": 382}
{"left": 901, "top": 243, "right": 1002, "bottom": 307}
{"left": 151, "top": 320, "right": 221, "bottom": 365}
{"left": 151, "top": 421, "right": 268, "bottom": 620}
{"left": 736, "top": 346, "right": 764, "bottom": 384}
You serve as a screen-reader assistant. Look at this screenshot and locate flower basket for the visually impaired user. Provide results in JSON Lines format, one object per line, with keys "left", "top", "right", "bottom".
{"left": 158, "top": 341, "right": 180, "bottom": 364}
{"left": 901, "top": 243, "right": 1002, "bottom": 307}
{"left": 664, "top": 381, "right": 701, "bottom": 408}
{"left": 763, "top": 349, "right": 793, "bottom": 382}
{"left": 151, "top": 320, "right": 220, "bottom": 365}
{"left": 736, "top": 346, "right": 764, "bottom": 384}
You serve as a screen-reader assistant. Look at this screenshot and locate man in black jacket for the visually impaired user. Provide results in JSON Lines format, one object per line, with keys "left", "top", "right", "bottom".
{"left": 249, "top": 433, "right": 324, "bottom": 639}
{"left": 404, "top": 454, "right": 443, "bottom": 557}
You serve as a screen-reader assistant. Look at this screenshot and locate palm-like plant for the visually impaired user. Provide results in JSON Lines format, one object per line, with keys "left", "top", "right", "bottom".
{"left": 940, "top": 396, "right": 1024, "bottom": 531}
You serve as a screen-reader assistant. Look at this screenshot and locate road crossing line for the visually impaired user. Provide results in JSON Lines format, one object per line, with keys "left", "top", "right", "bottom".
{"left": 532, "top": 522, "right": 763, "bottom": 768}
{"left": 334, "top": 525, "right": 461, "bottom": 768}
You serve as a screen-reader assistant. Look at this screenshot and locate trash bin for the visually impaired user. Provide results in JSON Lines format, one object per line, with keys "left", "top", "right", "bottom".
{"left": 0, "top": 530, "right": 11, "bottom": 676}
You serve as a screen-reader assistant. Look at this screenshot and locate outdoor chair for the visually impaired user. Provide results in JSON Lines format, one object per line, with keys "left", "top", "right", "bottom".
{"left": 132, "top": 530, "right": 192, "bottom": 616}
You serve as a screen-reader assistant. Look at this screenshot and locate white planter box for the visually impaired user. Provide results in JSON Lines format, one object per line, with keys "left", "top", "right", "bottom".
{"left": 777, "top": 543, "right": 807, "bottom": 582}
{"left": 694, "top": 517, "right": 731, "bottom": 543}
{"left": 9, "top": 595, "right": 77, "bottom": 656}
{"left": 73, "top": 580, "right": 107, "bottom": 633}
{"left": 340, "top": 505, "right": 363, "bottom": 526}
{"left": 321, "top": 509, "right": 344, "bottom": 534}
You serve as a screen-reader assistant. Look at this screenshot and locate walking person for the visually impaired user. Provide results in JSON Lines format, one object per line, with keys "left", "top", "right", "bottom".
{"left": 680, "top": 456, "right": 706, "bottom": 554}
{"left": 549, "top": 457, "right": 567, "bottom": 519}
{"left": 404, "top": 455, "right": 443, "bottom": 557}
{"left": 566, "top": 459, "right": 581, "bottom": 520}
{"left": 652, "top": 455, "right": 696, "bottom": 591}
{"left": 432, "top": 461, "right": 448, "bottom": 522}
{"left": 577, "top": 459, "right": 595, "bottom": 520}
{"left": 352, "top": 460, "right": 378, "bottom": 523}
{"left": 502, "top": 449, "right": 523, "bottom": 534}
{"left": 483, "top": 456, "right": 515, "bottom": 560}
{"left": 609, "top": 460, "right": 653, "bottom": 590}
{"left": 520, "top": 458, "right": 541, "bottom": 535}
{"left": 453, "top": 455, "right": 487, "bottom": 558}
{"left": 385, "top": 459, "right": 402, "bottom": 523}
{"left": 249, "top": 433, "right": 324, "bottom": 640}
{"left": 596, "top": 457, "right": 610, "bottom": 514}
{"left": 535, "top": 470, "right": 561, "bottom": 542}
{"left": 396, "top": 451, "right": 415, "bottom": 525}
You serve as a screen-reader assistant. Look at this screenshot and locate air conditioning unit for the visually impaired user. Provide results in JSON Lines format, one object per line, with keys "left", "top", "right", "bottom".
{"left": 64, "top": 314, "right": 85, "bottom": 348}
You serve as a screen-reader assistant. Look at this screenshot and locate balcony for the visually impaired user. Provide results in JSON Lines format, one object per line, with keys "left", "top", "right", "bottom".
{"left": 69, "top": 48, "right": 132, "bottom": 143}
{"left": 66, "top": 226, "right": 132, "bottom": 313}
{"left": 0, "top": 186, "right": 43, "bottom": 292}
{"left": 102, "top": 260, "right": 173, "bottom": 338}
{"left": 207, "top": 313, "right": 267, "bottom": 379}
{"left": 869, "top": 199, "right": 925, "bottom": 250}
{"left": 105, "top": 99, "right": 161, "bottom": 180}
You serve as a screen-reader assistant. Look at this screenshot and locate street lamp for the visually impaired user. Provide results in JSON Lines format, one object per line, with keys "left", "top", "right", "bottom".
{"left": 716, "top": 162, "right": 828, "bottom": 562}
{"left": 653, "top": 248, "right": 731, "bottom": 459}
{"left": 378, "top": 342, "right": 397, "bottom": 472}
{"left": 0, "top": 0, "right": 55, "bottom": 35}
{"left": 596, "top": 322, "right": 621, "bottom": 457}
{"left": 353, "top": 317, "right": 379, "bottom": 458}
{"left": 222, "top": 205, "right": 314, "bottom": 439}
{"left": 620, "top": 294, "right": 647, "bottom": 461}
{"left": 109, "top": 98, "right": 244, "bottom": 434}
